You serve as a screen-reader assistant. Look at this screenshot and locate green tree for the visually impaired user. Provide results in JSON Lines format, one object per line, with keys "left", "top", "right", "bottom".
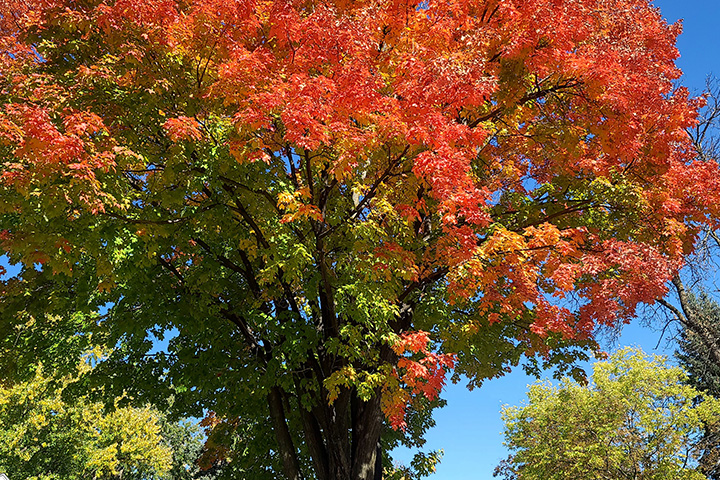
{"left": 496, "top": 348, "right": 720, "bottom": 480}
{"left": 1, "top": 1, "right": 718, "bottom": 479}
{"left": 676, "top": 292, "right": 720, "bottom": 480}
{"left": 0, "top": 364, "right": 174, "bottom": 480}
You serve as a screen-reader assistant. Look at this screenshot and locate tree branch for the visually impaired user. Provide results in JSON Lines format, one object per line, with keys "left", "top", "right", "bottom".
{"left": 157, "top": 255, "right": 186, "bottom": 285}
{"left": 222, "top": 188, "right": 271, "bottom": 249}
{"left": 192, "top": 237, "right": 264, "bottom": 299}
{"left": 466, "top": 80, "right": 581, "bottom": 129}
{"left": 657, "top": 275, "right": 720, "bottom": 366}
{"left": 319, "top": 145, "right": 410, "bottom": 240}
{"left": 268, "top": 386, "right": 304, "bottom": 480}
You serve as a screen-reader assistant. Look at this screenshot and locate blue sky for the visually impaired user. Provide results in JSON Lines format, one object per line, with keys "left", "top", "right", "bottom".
{"left": 392, "top": 1, "right": 720, "bottom": 478}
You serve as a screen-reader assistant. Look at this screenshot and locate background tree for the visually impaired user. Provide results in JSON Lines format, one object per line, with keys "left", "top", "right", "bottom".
{"left": 0, "top": 363, "right": 178, "bottom": 480}
{"left": 676, "top": 293, "right": 720, "bottom": 480}
{"left": 495, "top": 348, "right": 720, "bottom": 480}
{"left": 1, "top": 1, "right": 719, "bottom": 479}
{"left": 160, "top": 416, "right": 225, "bottom": 480}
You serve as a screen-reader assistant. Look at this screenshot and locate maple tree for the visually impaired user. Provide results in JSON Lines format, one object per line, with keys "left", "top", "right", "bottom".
{"left": 0, "top": 0, "right": 719, "bottom": 479}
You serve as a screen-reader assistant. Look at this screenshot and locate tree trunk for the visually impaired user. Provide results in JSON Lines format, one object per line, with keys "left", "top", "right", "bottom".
{"left": 351, "top": 392, "right": 384, "bottom": 480}
{"left": 271, "top": 384, "right": 386, "bottom": 480}
{"left": 268, "top": 386, "right": 303, "bottom": 480}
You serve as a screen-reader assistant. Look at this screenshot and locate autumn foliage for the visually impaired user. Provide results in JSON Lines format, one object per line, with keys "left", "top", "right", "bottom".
{"left": 0, "top": 0, "right": 718, "bottom": 479}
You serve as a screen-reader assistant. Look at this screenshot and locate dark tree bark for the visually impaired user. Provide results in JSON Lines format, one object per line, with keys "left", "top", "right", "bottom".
{"left": 268, "top": 386, "right": 303, "bottom": 480}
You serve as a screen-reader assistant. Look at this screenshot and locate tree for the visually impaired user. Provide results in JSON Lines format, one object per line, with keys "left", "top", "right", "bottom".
{"left": 160, "top": 416, "right": 224, "bottom": 480}
{"left": 0, "top": 363, "right": 174, "bottom": 480}
{"left": 495, "top": 348, "right": 720, "bottom": 480}
{"left": 676, "top": 292, "right": 720, "bottom": 480}
{"left": 0, "top": 1, "right": 718, "bottom": 479}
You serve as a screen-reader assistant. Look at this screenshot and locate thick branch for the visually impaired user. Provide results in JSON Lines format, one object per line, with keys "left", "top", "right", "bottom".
{"left": 157, "top": 256, "right": 186, "bottom": 285}
{"left": 285, "top": 145, "right": 300, "bottom": 189}
{"left": 222, "top": 189, "right": 271, "bottom": 249}
{"left": 466, "top": 80, "right": 581, "bottom": 129}
{"left": 219, "top": 309, "right": 270, "bottom": 364}
{"left": 398, "top": 267, "right": 449, "bottom": 305}
{"left": 305, "top": 149, "right": 316, "bottom": 204}
{"left": 351, "top": 346, "right": 396, "bottom": 480}
{"left": 351, "top": 392, "right": 383, "bottom": 480}
{"left": 297, "top": 390, "right": 330, "bottom": 480}
{"left": 221, "top": 194, "right": 303, "bottom": 317}
{"left": 268, "top": 386, "right": 304, "bottom": 480}
{"left": 219, "top": 174, "right": 283, "bottom": 215}
{"left": 192, "top": 237, "right": 264, "bottom": 299}
{"left": 316, "top": 236, "right": 338, "bottom": 339}
{"left": 319, "top": 145, "right": 410, "bottom": 240}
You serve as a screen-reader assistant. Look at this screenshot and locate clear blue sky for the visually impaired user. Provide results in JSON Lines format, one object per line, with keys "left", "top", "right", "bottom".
{"left": 392, "top": 1, "right": 720, "bottom": 477}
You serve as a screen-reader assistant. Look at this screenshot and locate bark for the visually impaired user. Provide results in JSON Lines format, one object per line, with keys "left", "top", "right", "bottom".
{"left": 300, "top": 405, "right": 330, "bottom": 480}
{"left": 268, "top": 386, "right": 303, "bottom": 480}
{"left": 320, "top": 391, "right": 354, "bottom": 479}
{"left": 351, "top": 392, "right": 384, "bottom": 480}
{"left": 374, "top": 442, "right": 383, "bottom": 480}
{"left": 284, "top": 384, "right": 386, "bottom": 480}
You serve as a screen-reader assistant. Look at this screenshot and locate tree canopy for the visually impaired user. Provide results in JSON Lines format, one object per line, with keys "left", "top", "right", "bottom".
{"left": 496, "top": 348, "right": 720, "bottom": 480}
{"left": 1, "top": 0, "right": 718, "bottom": 479}
{"left": 0, "top": 363, "right": 174, "bottom": 480}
